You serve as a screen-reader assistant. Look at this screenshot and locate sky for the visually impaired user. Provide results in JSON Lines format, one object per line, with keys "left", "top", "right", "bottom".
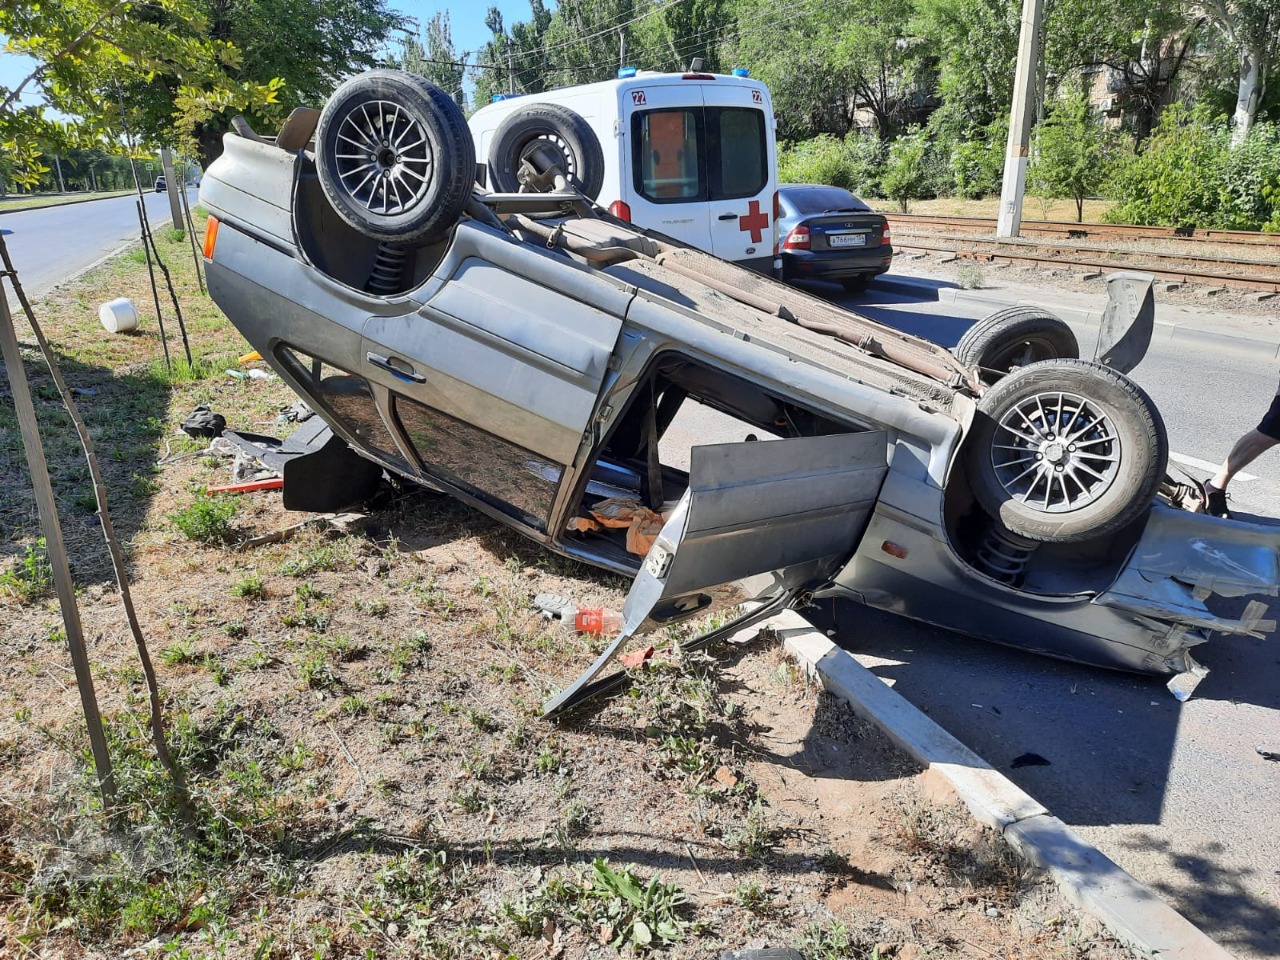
{"left": 0, "top": 1, "right": 540, "bottom": 114}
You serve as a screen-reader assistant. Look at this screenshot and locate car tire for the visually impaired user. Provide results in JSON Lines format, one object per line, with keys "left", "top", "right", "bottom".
{"left": 966, "top": 359, "right": 1167, "bottom": 543}
{"left": 953, "top": 306, "right": 1079, "bottom": 385}
{"left": 840, "top": 276, "right": 871, "bottom": 293}
{"left": 488, "top": 103, "right": 604, "bottom": 200}
{"left": 316, "top": 70, "right": 474, "bottom": 245}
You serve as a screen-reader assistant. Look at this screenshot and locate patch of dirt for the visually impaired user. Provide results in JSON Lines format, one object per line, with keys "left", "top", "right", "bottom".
{"left": 0, "top": 223, "right": 1137, "bottom": 959}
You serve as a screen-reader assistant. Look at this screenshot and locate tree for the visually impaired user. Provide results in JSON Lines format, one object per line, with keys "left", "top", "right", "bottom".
{"left": 730, "top": 0, "right": 925, "bottom": 142}
{"left": 399, "top": 11, "right": 467, "bottom": 107}
{"left": 0, "top": 0, "right": 276, "bottom": 185}
{"left": 911, "top": 0, "right": 1021, "bottom": 138}
{"left": 155, "top": 0, "right": 401, "bottom": 168}
{"left": 1028, "top": 92, "right": 1114, "bottom": 221}
{"left": 1195, "top": 0, "right": 1277, "bottom": 144}
{"left": 628, "top": 0, "right": 731, "bottom": 73}
{"left": 541, "top": 0, "right": 638, "bottom": 88}
{"left": 881, "top": 126, "right": 930, "bottom": 211}
{"left": 471, "top": 1, "right": 555, "bottom": 107}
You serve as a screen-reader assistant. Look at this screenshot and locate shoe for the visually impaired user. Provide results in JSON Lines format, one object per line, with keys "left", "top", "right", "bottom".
{"left": 1204, "top": 486, "right": 1231, "bottom": 519}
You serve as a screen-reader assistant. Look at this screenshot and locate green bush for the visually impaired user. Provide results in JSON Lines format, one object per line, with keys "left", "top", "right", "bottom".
{"left": 777, "top": 133, "right": 884, "bottom": 197}
{"left": 1106, "top": 104, "right": 1227, "bottom": 228}
{"left": 881, "top": 127, "right": 931, "bottom": 212}
{"left": 1106, "top": 107, "right": 1280, "bottom": 230}
{"left": 1216, "top": 123, "right": 1280, "bottom": 230}
{"left": 168, "top": 493, "right": 239, "bottom": 544}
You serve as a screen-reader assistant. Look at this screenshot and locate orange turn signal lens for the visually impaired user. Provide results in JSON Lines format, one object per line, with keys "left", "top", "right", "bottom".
{"left": 881, "top": 541, "right": 909, "bottom": 559}
{"left": 202, "top": 215, "right": 220, "bottom": 261}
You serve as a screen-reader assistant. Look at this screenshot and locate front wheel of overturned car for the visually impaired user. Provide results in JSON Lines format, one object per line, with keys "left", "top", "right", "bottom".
{"left": 488, "top": 103, "right": 605, "bottom": 200}
{"left": 316, "top": 70, "right": 475, "bottom": 245}
{"left": 953, "top": 306, "right": 1079, "bottom": 385}
{"left": 965, "top": 359, "right": 1167, "bottom": 544}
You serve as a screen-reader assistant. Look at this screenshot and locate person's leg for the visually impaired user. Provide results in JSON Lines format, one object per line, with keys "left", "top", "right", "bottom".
{"left": 1208, "top": 429, "right": 1279, "bottom": 490}
{"left": 1204, "top": 380, "right": 1280, "bottom": 516}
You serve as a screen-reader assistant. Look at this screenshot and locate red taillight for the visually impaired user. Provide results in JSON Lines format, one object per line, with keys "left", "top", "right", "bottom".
{"left": 609, "top": 200, "right": 631, "bottom": 222}
{"left": 203, "top": 215, "right": 220, "bottom": 260}
{"left": 782, "top": 225, "right": 810, "bottom": 250}
{"left": 773, "top": 192, "right": 781, "bottom": 255}
{"left": 882, "top": 222, "right": 892, "bottom": 243}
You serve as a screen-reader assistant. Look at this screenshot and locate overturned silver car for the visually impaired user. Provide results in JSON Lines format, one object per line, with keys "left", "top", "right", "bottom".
{"left": 199, "top": 71, "right": 1276, "bottom": 712}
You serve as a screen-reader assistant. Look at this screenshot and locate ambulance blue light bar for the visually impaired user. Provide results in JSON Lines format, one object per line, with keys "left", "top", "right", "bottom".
{"left": 732, "top": 68, "right": 750, "bottom": 77}
{"left": 618, "top": 66, "right": 638, "bottom": 78}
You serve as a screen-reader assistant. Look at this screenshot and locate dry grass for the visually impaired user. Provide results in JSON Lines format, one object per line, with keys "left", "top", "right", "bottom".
{"left": 901, "top": 197, "right": 1115, "bottom": 222}
{"left": 0, "top": 215, "right": 1136, "bottom": 959}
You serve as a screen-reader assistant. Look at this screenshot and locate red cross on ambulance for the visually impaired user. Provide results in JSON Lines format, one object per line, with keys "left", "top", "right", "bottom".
{"left": 738, "top": 200, "right": 769, "bottom": 244}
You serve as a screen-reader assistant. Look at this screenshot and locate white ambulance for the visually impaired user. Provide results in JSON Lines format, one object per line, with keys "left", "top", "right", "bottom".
{"left": 468, "top": 68, "right": 780, "bottom": 274}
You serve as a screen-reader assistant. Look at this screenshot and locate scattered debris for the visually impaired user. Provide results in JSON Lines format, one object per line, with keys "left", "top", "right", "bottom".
{"left": 1256, "top": 746, "right": 1280, "bottom": 762}
{"left": 180, "top": 404, "right": 226, "bottom": 438}
{"left": 97, "top": 297, "right": 139, "bottom": 334}
{"left": 204, "top": 478, "right": 284, "bottom": 496}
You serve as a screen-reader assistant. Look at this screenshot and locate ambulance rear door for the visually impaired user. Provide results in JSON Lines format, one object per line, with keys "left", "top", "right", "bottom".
{"left": 701, "top": 79, "right": 776, "bottom": 270}
{"left": 619, "top": 80, "right": 713, "bottom": 253}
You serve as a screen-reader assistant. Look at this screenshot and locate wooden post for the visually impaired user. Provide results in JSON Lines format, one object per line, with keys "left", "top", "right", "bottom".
{"left": 0, "top": 278, "right": 115, "bottom": 809}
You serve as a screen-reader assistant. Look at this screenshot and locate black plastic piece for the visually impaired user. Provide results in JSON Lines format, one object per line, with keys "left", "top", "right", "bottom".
{"left": 222, "top": 419, "right": 383, "bottom": 512}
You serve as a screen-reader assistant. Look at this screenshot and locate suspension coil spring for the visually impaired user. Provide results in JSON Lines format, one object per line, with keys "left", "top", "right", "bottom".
{"left": 366, "top": 242, "right": 408, "bottom": 295}
{"left": 975, "top": 524, "right": 1040, "bottom": 584}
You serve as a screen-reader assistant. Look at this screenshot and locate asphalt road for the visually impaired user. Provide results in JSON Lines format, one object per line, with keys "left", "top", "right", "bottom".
{"left": 0, "top": 190, "right": 191, "bottom": 297}
{"left": 820, "top": 273, "right": 1280, "bottom": 960}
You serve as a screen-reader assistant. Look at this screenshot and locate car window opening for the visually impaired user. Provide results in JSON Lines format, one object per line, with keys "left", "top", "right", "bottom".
{"left": 564, "top": 354, "right": 861, "bottom": 568}
{"left": 632, "top": 107, "right": 767, "bottom": 205}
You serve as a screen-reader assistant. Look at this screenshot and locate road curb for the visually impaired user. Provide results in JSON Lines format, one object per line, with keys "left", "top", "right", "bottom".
{"left": 877, "top": 274, "right": 1280, "bottom": 359}
{"left": 0, "top": 191, "right": 137, "bottom": 216}
{"left": 762, "top": 608, "right": 1236, "bottom": 960}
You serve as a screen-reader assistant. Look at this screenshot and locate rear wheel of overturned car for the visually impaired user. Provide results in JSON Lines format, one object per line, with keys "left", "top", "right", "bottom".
{"left": 316, "top": 70, "right": 475, "bottom": 245}
{"left": 966, "top": 359, "right": 1167, "bottom": 544}
{"left": 954, "top": 306, "right": 1079, "bottom": 385}
{"left": 488, "top": 103, "right": 605, "bottom": 200}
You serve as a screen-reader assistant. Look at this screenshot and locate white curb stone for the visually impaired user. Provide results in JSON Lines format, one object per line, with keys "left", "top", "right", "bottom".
{"left": 763, "top": 608, "right": 1236, "bottom": 960}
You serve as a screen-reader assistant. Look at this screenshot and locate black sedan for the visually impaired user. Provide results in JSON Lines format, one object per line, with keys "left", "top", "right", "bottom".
{"left": 778, "top": 184, "right": 892, "bottom": 292}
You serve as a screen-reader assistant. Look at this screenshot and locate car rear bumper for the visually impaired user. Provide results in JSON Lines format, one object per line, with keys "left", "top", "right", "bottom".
{"left": 783, "top": 246, "right": 894, "bottom": 281}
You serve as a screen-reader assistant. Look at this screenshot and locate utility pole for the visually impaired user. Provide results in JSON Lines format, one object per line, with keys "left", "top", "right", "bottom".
{"left": 996, "top": 0, "right": 1044, "bottom": 239}
{"left": 160, "top": 146, "right": 184, "bottom": 234}
{"left": 507, "top": 39, "right": 515, "bottom": 95}
{"left": 619, "top": 29, "right": 626, "bottom": 70}
{"left": 53, "top": 154, "right": 66, "bottom": 193}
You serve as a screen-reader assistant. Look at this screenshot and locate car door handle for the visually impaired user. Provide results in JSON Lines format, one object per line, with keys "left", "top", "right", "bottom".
{"left": 717, "top": 213, "right": 737, "bottom": 221}
{"left": 367, "top": 352, "right": 426, "bottom": 384}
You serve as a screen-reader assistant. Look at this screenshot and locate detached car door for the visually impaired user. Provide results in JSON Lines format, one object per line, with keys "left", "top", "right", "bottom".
{"left": 360, "top": 237, "right": 630, "bottom": 531}
{"left": 544, "top": 430, "right": 887, "bottom": 715}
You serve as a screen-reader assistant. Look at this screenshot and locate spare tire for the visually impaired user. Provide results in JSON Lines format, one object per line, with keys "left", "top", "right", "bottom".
{"left": 965, "top": 359, "right": 1167, "bottom": 543}
{"left": 488, "top": 103, "right": 604, "bottom": 200}
{"left": 316, "top": 70, "right": 474, "bottom": 245}
{"left": 954, "top": 306, "right": 1079, "bottom": 385}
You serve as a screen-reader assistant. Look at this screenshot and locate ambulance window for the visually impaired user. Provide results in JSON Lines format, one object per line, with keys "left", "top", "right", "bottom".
{"left": 708, "top": 108, "right": 767, "bottom": 200}
{"left": 633, "top": 109, "right": 704, "bottom": 202}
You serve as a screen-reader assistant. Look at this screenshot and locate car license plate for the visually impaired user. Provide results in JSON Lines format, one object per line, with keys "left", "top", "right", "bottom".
{"left": 829, "top": 233, "right": 867, "bottom": 248}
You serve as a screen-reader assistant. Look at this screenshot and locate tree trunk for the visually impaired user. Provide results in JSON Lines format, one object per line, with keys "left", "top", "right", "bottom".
{"left": 197, "top": 121, "right": 230, "bottom": 173}
{"left": 1231, "top": 43, "right": 1262, "bottom": 147}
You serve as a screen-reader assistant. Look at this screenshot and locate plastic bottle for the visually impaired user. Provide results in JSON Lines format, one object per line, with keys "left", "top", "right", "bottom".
{"left": 573, "top": 607, "right": 624, "bottom": 635}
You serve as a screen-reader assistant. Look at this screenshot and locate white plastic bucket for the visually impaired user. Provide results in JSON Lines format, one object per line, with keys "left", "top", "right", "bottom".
{"left": 98, "top": 297, "right": 139, "bottom": 334}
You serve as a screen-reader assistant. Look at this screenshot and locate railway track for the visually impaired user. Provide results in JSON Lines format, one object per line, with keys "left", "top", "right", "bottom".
{"left": 886, "top": 215, "right": 1280, "bottom": 296}
{"left": 886, "top": 213, "right": 1280, "bottom": 251}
